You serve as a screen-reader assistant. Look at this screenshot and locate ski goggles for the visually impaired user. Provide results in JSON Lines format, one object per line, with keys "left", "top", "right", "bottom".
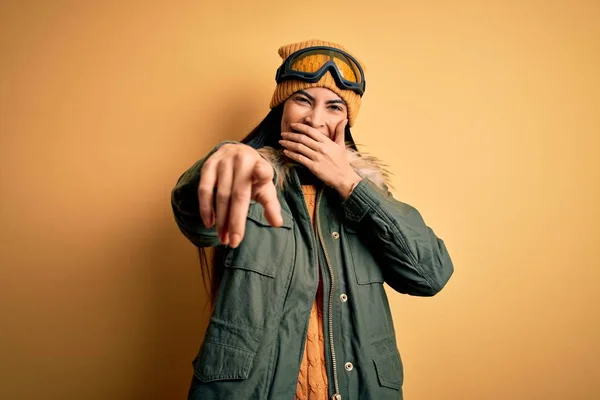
{"left": 275, "top": 46, "right": 366, "bottom": 96}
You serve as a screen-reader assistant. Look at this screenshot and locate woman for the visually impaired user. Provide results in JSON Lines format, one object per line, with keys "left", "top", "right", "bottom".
{"left": 171, "top": 39, "right": 454, "bottom": 400}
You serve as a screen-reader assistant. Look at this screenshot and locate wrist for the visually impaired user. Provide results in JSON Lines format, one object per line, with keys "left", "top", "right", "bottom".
{"left": 337, "top": 172, "right": 362, "bottom": 200}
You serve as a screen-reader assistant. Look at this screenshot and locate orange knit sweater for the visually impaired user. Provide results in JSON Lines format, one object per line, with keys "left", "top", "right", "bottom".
{"left": 295, "top": 185, "right": 329, "bottom": 400}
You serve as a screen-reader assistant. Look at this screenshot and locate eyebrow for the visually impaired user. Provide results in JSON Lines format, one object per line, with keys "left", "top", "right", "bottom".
{"left": 297, "top": 90, "right": 346, "bottom": 106}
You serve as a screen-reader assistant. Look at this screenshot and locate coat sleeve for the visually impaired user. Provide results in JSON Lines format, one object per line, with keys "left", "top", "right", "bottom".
{"left": 341, "top": 178, "right": 454, "bottom": 296}
{"left": 170, "top": 141, "right": 240, "bottom": 248}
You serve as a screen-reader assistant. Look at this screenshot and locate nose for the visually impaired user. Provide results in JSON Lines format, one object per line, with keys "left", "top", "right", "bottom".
{"left": 304, "top": 107, "right": 326, "bottom": 128}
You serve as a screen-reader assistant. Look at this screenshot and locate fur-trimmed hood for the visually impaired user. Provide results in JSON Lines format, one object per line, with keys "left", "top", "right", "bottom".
{"left": 257, "top": 145, "right": 393, "bottom": 191}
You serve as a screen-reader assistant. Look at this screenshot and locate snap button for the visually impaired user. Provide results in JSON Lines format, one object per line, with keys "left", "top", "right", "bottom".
{"left": 340, "top": 293, "right": 348, "bottom": 302}
{"left": 332, "top": 232, "right": 340, "bottom": 239}
{"left": 345, "top": 362, "right": 353, "bottom": 371}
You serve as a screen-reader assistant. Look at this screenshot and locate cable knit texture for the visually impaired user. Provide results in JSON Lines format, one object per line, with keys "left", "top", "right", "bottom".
{"left": 295, "top": 184, "right": 329, "bottom": 400}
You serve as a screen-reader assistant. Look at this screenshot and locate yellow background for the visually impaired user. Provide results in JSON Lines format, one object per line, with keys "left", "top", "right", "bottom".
{"left": 1, "top": 1, "right": 599, "bottom": 399}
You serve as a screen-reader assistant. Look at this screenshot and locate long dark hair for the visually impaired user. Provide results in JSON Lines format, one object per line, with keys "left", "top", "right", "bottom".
{"left": 199, "top": 103, "right": 358, "bottom": 308}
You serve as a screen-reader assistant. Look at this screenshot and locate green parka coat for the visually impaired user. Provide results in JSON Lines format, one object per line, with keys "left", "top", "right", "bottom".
{"left": 171, "top": 141, "right": 454, "bottom": 400}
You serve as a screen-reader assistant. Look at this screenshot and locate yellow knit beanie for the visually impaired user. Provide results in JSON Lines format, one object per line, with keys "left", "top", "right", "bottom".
{"left": 269, "top": 39, "right": 365, "bottom": 127}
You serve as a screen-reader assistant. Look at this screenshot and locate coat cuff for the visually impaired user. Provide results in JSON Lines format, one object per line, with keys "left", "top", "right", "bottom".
{"left": 341, "top": 178, "right": 386, "bottom": 222}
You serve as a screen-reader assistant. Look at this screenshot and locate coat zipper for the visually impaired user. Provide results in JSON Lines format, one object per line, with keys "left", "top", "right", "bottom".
{"left": 315, "top": 190, "right": 342, "bottom": 400}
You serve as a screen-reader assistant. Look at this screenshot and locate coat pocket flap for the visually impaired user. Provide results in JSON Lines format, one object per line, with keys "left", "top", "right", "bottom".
{"left": 373, "top": 351, "right": 403, "bottom": 390}
{"left": 193, "top": 341, "right": 256, "bottom": 383}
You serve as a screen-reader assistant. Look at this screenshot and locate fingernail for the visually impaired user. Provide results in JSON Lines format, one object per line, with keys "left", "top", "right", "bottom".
{"left": 229, "top": 233, "right": 240, "bottom": 248}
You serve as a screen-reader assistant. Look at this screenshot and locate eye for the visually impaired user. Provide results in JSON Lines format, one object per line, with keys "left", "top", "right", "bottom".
{"left": 295, "top": 96, "right": 310, "bottom": 104}
{"left": 329, "top": 105, "right": 344, "bottom": 112}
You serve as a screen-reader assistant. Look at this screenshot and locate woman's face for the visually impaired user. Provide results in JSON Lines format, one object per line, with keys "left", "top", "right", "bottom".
{"left": 281, "top": 87, "right": 348, "bottom": 140}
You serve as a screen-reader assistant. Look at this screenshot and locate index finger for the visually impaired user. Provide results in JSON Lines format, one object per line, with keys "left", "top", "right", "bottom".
{"left": 252, "top": 161, "right": 283, "bottom": 227}
{"left": 227, "top": 157, "right": 254, "bottom": 248}
{"left": 289, "top": 122, "right": 327, "bottom": 143}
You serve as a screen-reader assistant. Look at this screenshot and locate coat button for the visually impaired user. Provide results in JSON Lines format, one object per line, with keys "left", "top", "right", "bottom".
{"left": 345, "top": 362, "right": 353, "bottom": 371}
{"left": 332, "top": 232, "right": 340, "bottom": 239}
{"left": 340, "top": 293, "right": 348, "bottom": 302}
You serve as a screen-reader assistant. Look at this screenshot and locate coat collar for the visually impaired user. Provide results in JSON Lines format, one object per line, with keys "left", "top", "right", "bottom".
{"left": 256, "top": 145, "right": 393, "bottom": 192}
